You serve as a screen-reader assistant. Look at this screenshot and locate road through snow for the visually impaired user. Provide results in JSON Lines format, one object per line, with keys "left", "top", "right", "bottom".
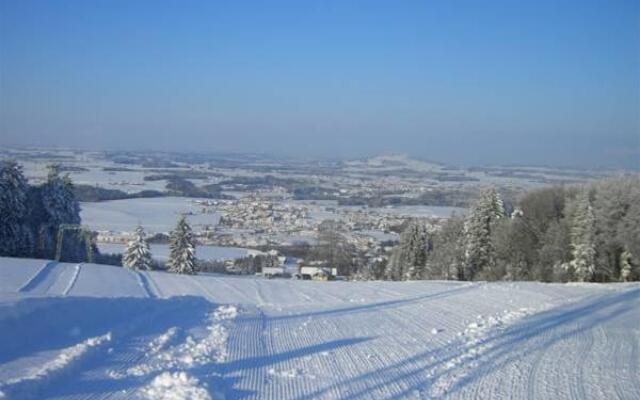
{"left": 0, "top": 257, "right": 638, "bottom": 399}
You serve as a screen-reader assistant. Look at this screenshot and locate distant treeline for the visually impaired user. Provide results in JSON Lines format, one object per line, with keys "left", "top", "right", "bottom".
{"left": 375, "top": 176, "right": 640, "bottom": 283}
{"left": 0, "top": 161, "right": 112, "bottom": 263}
{"left": 73, "top": 184, "right": 166, "bottom": 202}
{"left": 73, "top": 177, "right": 232, "bottom": 202}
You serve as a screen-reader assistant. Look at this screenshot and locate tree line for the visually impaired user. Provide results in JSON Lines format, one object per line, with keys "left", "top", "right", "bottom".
{"left": 383, "top": 177, "right": 639, "bottom": 282}
{"left": 0, "top": 160, "right": 198, "bottom": 274}
{"left": 0, "top": 161, "right": 86, "bottom": 261}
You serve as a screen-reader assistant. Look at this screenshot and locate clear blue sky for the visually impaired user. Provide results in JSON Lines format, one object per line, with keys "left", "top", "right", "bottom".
{"left": 1, "top": 0, "right": 638, "bottom": 168}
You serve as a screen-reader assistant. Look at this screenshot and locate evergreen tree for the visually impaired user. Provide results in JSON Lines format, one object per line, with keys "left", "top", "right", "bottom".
{"left": 536, "top": 220, "right": 571, "bottom": 282}
{"left": 569, "top": 189, "right": 597, "bottom": 282}
{"left": 609, "top": 178, "right": 640, "bottom": 280}
{"left": 592, "top": 177, "right": 639, "bottom": 281}
{"left": 123, "top": 226, "right": 154, "bottom": 270}
{"left": 426, "top": 214, "right": 465, "bottom": 280}
{"left": 314, "top": 220, "right": 355, "bottom": 276}
{"left": 463, "top": 188, "right": 504, "bottom": 280}
{"left": 0, "top": 160, "right": 32, "bottom": 256}
{"left": 385, "top": 219, "right": 431, "bottom": 280}
{"left": 38, "top": 164, "right": 83, "bottom": 260}
{"left": 167, "top": 216, "right": 196, "bottom": 274}
{"left": 486, "top": 188, "right": 505, "bottom": 220}
{"left": 395, "top": 219, "right": 429, "bottom": 280}
{"left": 620, "top": 249, "right": 635, "bottom": 282}
{"left": 384, "top": 250, "right": 403, "bottom": 281}
{"left": 365, "top": 257, "right": 388, "bottom": 280}
{"left": 41, "top": 164, "right": 81, "bottom": 226}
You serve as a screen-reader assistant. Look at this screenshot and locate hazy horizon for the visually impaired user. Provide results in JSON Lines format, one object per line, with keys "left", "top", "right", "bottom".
{"left": 1, "top": 1, "right": 639, "bottom": 169}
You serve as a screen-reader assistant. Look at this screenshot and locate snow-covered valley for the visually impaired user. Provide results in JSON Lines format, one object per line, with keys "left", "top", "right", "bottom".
{"left": 0, "top": 257, "right": 638, "bottom": 399}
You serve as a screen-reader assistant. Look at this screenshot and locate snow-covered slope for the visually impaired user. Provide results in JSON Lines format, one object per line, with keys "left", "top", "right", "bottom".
{"left": 0, "top": 257, "right": 638, "bottom": 399}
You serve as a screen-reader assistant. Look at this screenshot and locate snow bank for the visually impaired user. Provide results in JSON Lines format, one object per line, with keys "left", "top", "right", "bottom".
{"left": 107, "top": 305, "right": 238, "bottom": 399}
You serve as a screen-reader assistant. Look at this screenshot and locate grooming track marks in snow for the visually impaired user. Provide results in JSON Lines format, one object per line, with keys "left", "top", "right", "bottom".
{"left": 0, "top": 257, "right": 638, "bottom": 399}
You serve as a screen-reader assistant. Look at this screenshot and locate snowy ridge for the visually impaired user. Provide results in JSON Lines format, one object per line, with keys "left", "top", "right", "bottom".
{"left": 0, "top": 332, "right": 112, "bottom": 400}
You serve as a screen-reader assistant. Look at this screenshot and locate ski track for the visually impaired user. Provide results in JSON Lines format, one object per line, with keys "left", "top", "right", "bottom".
{"left": 18, "top": 260, "right": 59, "bottom": 293}
{"left": 62, "top": 264, "right": 83, "bottom": 296}
{"left": 133, "top": 270, "right": 157, "bottom": 299}
{"left": 525, "top": 328, "right": 550, "bottom": 400}
{"left": 629, "top": 330, "right": 640, "bottom": 398}
{"left": 1, "top": 258, "right": 639, "bottom": 399}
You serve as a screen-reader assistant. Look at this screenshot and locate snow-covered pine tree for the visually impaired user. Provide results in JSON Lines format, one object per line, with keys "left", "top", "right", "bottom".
{"left": 399, "top": 219, "right": 429, "bottom": 280}
{"left": 41, "top": 164, "right": 81, "bottom": 226}
{"left": 167, "top": 216, "right": 197, "bottom": 274}
{"left": 486, "top": 188, "right": 505, "bottom": 220}
{"left": 463, "top": 188, "right": 504, "bottom": 280}
{"left": 384, "top": 247, "right": 402, "bottom": 280}
{"left": 123, "top": 226, "right": 154, "bottom": 270}
{"left": 620, "top": 249, "right": 635, "bottom": 282}
{"left": 425, "top": 213, "right": 466, "bottom": 280}
{"left": 0, "top": 160, "right": 32, "bottom": 256}
{"left": 385, "top": 219, "right": 430, "bottom": 280}
{"left": 38, "top": 164, "right": 83, "bottom": 260}
{"left": 569, "top": 189, "right": 597, "bottom": 282}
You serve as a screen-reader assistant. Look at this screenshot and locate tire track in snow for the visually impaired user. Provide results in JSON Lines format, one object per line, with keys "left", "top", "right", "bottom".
{"left": 254, "top": 280, "right": 267, "bottom": 306}
{"left": 568, "top": 325, "right": 593, "bottom": 400}
{"left": 526, "top": 331, "right": 552, "bottom": 400}
{"left": 134, "top": 270, "right": 158, "bottom": 298}
{"left": 144, "top": 271, "right": 165, "bottom": 298}
{"left": 629, "top": 329, "right": 640, "bottom": 399}
{"left": 62, "top": 263, "right": 83, "bottom": 296}
{"left": 279, "top": 285, "right": 481, "bottom": 399}
{"left": 210, "top": 276, "right": 252, "bottom": 303}
{"left": 299, "top": 282, "right": 346, "bottom": 304}
{"left": 188, "top": 275, "right": 217, "bottom": 301}
{"left": 18, "top": 260, "right": 58, "bottom": 292}
{"left": 223, "top": 304, "right": 270, "bottom": 398}
{"left": 140, "top": 271, "right": 165, "bottom": 299}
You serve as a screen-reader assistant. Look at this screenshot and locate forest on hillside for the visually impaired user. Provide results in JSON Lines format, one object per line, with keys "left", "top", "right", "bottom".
{"left": 381, "top": 177, "right": 640, "bottom": 283}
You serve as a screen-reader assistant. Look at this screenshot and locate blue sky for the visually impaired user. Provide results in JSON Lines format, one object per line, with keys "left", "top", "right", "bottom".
{"left": 1, "top": 0, "right": 638, "bottom": 168}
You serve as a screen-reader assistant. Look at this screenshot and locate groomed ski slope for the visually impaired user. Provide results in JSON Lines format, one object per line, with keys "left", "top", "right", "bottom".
{"left": 0, "top": 257, "right": 638, "bottom": 400}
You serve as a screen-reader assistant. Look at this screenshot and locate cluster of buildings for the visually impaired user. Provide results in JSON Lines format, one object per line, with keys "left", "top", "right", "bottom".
{"left": 216, "top": 198, "right": 311, "bottom": 232}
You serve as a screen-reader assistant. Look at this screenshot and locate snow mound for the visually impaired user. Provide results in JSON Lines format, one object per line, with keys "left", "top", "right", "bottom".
{"left": 142, "top": 371, "right": 212, "bottom": 400}
{"left": 147, "top": 327, "right": 181, "bottom": 355}
{"left": 111, "top": 305, "right": 237, "bottom": 382}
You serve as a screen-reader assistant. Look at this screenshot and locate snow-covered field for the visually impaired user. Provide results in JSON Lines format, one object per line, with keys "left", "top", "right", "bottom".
{"left": 0, "top": 257, "right": 638, "bottom": 400}
{"left": 80, "top": 197, "right": 220, "bottom": 233}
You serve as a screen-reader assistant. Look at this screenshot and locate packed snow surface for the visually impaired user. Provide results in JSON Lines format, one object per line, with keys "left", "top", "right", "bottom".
{"left": 0, "top": 257, "right": 638, "bottom": 399}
